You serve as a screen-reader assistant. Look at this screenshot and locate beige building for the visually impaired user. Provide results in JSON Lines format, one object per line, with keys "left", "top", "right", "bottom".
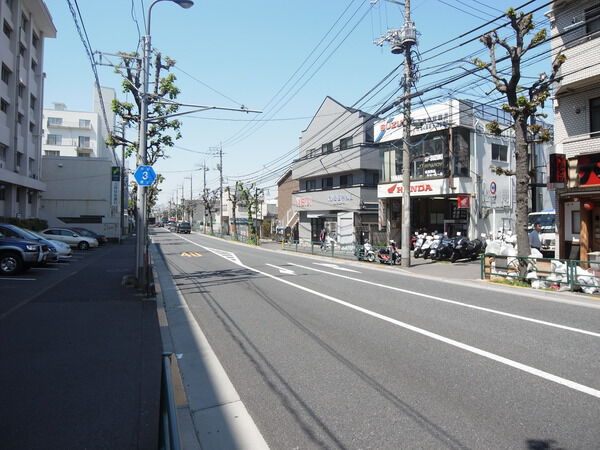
{"left": 0, "top": 0, "right": 55, "bottom": 219}
{"left": 550, "top": 0, "right": 600, "bottom": 259}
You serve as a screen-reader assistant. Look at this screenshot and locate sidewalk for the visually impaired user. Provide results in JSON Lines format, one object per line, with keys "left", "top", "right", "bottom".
{"left": 0, "top": 238, "right": 162, "bottom": 450}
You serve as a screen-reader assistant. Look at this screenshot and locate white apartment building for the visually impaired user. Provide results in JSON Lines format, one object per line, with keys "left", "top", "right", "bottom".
{"left": 42, "top": 87, "right": 116, "bottom": 159}
{"left": 550, "top": 0, "right": 600, "bottom": 259}
{"left": 39, "top": 87, "right": 124, "bottom": 239}
{"left": 0, "top": 0, "right": 55, "bottom": 219}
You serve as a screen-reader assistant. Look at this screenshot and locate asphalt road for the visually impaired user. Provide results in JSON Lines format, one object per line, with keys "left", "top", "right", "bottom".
{"left": 152, "top": 229, "right": 600, "bottom": 449}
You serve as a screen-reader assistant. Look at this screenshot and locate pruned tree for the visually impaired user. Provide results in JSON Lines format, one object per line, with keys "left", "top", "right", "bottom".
{"left": 225, "top": 181, "right": 244, "bottom": 240}
{"left": 201, "top": 188, "right": 219, "bottom": 235}
{"left": 473, "top": 8, "right": 565, "bottom": 256}
{"left": 107, "top": 51, "right": 183, "bottom": 216}
{"left": 240, "top": 183, "right": 264, "bottom": 244}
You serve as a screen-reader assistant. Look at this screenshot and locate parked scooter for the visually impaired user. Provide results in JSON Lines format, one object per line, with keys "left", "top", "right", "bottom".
{"left": 378, "top": 241, "right": 401, "bottom": 265}
{"left": 424, "top": 233, "right": 442, "bottom": 259}
{"left": 450, "top": 235, "right": 484, "bottom": 262}
{"left": 355, "top": 241, "right": 376, "bottom": 262}
{"left": 412, "top": 233, "right": 427, "bottom": 258}
{"left": 431, "top": 234, "right": 457, "bottom": 261}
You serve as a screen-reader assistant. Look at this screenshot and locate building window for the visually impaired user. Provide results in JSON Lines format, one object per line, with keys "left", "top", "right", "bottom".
{"left": 306, "top": 179, "right": 316, "bottom": 191}
{"left": 28, "top": 157, "right": 34, "bottom": 177}
{"left": 78, "top": 136, "right": 90, "bottom": 148}
{"left": 491, "top": 143, "right": 508, "bottom": 162}
{"left": 79, "top": 119, "right": 91, "bottom": 128}
{"left": 17, "top": 82, "right": 24, "bottom": 98}
{"left": 21, "top": 14, "right": 29, "bottom": 32}
{"left": 17, "top": 112, "right": 23, "bottom": 124}
{"left": 322, "top": 177, "right": 333, "bottom": 189}
{"left": 3, "top": 20, "right": 12, "bottom": 39}
{"left": 15, "top": 152, "right": 21, "bottom": 170}
{"left": 47, "top": 116, "right": 62, "bottom": 126}
{"left": 32, "top": 31, "right": 39, "bottom": 49}
{"left": 321, "top": 142, "right": 333, "bottom": 154}
{"left": 591, "top": 97, "right": 600, "bottom": 134}
{"left": 27, "top": 190, "right": 33, "bottom": 204}
{"left": 340, "top": 174, "right": 353, "bottom": 187}
{"left": 0, "top": 185, "right": 5, "bottom": 201}
{"left": 340, "top": 136, "right": 352, "bottom": 150}
{"left": 29, "top": 94, "right": 36, "bottom": 111}
{"left": 0, "top": 98, "right": 8, "bottom": 113}
{"left": 31, "top": 58, "right": 37, "bottom": 72}
{"left": 1, "top": 64, "right": 11, "bottom": 84}
{"left": 585, "top": 4, "right": 600, "bottom": 35}
{"left": 44, "top": 150, "right": 60, "bottom": 156}
{"left": 29, "top": 121, "right": 35, "bottom": 133}
{"left": 47, "top": 134, "right": 62, "bottom": 145}
{"left": 19, "top": 43, "right": 25, "bottom": 57}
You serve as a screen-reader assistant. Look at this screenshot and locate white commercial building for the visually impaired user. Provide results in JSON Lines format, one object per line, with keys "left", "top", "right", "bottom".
{"left": 0, "top": 0, "right": 55, "bottom": 219}
{"left": 375, "top": 99, "right": 553, "bottom": 242}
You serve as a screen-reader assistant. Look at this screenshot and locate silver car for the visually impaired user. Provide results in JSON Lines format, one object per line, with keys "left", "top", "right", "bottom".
{"left": 40, "top": 228, "right": 98, "bottom": 250}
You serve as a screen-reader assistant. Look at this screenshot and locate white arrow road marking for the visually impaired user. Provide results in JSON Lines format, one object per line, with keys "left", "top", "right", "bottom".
{"left": 314, "top": 263, "right": 360, "bottom": 273}
{"left": 265, "top": 264, "right": 296, "bottom": 275}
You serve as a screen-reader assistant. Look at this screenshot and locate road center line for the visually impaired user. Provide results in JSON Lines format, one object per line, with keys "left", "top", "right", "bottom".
{"left": 168, "top": 234, "right": 600, "bottom": 399}
{"left": 288, "top": 263, "right": 600, "bottom": 338}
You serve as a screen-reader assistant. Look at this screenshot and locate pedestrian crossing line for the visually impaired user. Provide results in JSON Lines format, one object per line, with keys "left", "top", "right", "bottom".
{"left": 181, "top": 251, "right": 202, "bottom": 257}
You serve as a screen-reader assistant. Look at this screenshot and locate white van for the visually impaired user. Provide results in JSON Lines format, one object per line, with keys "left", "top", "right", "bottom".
{"left": 528, "top": 210, "right": 556, "bottom": 255}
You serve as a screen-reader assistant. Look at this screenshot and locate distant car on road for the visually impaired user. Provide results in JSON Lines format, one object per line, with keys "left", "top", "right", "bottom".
{"left": 40, "top": 228, "right": 98, "bottom": 250}
{"left": 176, "top": 222, "right": 191, "bottom": 234}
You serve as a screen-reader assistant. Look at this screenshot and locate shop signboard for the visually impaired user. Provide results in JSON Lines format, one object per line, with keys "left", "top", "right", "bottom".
{"left": 373, "top": 99, "right": 473, "bottom": 143}
{"left": 577, "top": 154, "right": 600, "bottom": 186}
{"left": 457, "top": 195, "right": 470, "bottom": 208}
{"left": 378, "top": 179, "right": 452, "bottom": 198}
{"left": 549, "top": 153, "right": 567, "bottom": 186}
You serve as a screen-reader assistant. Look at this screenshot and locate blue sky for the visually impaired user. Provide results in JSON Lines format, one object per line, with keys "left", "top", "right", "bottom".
{"left": 42, "top": 0, "right": 554, "bottom": 206}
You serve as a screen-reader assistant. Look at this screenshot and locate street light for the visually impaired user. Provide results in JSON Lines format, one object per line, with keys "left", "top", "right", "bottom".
{"left": 136, "top": 0, "right": 194, "bottom": 292}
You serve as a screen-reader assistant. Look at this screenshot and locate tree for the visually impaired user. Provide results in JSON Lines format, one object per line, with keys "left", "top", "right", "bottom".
{"left": 107, "top": 51, "right": 184, "bottom": 216}
{"left": 201, "top": 188, "right": 219, "bottom": 235}
{"left": 225, "top": 181, "right": 244, "bottom": 241}
{"left": 473, "top": 8, "right": 565, "bottom": 257}
{"left": 240, "top": 183, "right": 263, "bottom": 244}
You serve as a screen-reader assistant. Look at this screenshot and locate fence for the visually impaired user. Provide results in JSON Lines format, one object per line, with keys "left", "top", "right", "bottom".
{"left": 481, "top": 254, "right": 600, "bottom": 294}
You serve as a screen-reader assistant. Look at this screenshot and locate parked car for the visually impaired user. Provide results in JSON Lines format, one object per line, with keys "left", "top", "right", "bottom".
{"left": 0, "top": 233, "right": 45, "bottom": 275}
{"left": 176, "top": 222, "right": 191, "bottom": 234}
{"left": 66, "top": 227, "right": 108, "bottom": 245}
{"left": 28, "top": 230, "right": 73, "bottom": 261}
{"left": 40, "top": 228, "right": 99, "bottom": 250}
{"left": 0, "top": 224, "right": 53, "bottom": 263}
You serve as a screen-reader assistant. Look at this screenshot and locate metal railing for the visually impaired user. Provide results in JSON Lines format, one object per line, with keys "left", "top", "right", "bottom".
{"left": 159, "top": 353, "right": 181, "bottom": 450}
{"left": 481, "top": 254, "right": 600, "bottom": 294}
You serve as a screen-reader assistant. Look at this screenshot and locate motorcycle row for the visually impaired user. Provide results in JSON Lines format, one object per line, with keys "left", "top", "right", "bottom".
{"left": 356, "top": 232, "right": 487, "bottom": 265}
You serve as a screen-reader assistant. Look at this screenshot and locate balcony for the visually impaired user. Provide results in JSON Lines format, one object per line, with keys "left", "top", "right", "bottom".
{"left": 46, "top": 119, "right": 92, "bottom": 130}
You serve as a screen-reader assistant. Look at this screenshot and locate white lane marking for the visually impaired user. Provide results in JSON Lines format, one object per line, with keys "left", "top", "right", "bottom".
{"left": 0, "top": 277, "right": 36, "bottom": 281}
{"left": 171, "top": 234, "right": 600, "bottom": 399}
{"left": 290, "top": 263, "right": 600, "bottom": 339}
{"left": 314, "top": 263, "right": 360, "bottom": 273}
{"left": 265, "top": 264, "right": 296, "bottom": 275}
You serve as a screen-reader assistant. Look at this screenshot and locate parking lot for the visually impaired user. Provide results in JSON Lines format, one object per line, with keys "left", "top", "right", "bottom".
{"left": 0, "top": 243, "right": 110, "bottom": 317}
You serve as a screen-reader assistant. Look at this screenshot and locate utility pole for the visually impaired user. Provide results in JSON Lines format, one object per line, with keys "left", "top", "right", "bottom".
{"left": 210, "top": 145, "right": 224, "bottom": 234}
{"left": 189, "top": 174, "right": 193, "bottom": 225}
{"left": 202, "top": 161, "right": 209, "bottom": 233}
{"left": 375, "top": 0, "right": 417, "bottom": 267}
{"left": 119, "top": 121, "right": 127, "bottom": 239}
{"left": 181, "top": 184, "right": 185, "bottom": 221}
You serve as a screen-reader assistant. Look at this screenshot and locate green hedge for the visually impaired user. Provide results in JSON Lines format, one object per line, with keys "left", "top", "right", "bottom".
{"left": 0, "top": 217, "right": 48, "bottom": 231}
